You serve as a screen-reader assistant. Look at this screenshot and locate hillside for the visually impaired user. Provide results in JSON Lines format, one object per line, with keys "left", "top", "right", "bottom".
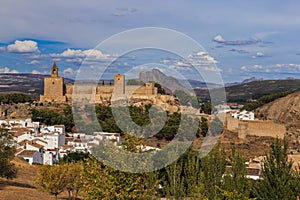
{"left": 0, "top": 74, "right": 74, "bottom": 100}
{"left": 195, "top": 79, "right": 300, "bottom": 103}
{"left": 0, "top": 158, "right": 80, "bottom": 200}
{"left": 255, "top": 91, "right": 300, "bottom": 130}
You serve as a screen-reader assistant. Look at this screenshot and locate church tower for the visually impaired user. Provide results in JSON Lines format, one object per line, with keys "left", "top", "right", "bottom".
{"left": 40, "top": 63, "right": 67, "bottom": 102}
{"left": 51, "top": 62, "right": 59, "bottom": 77}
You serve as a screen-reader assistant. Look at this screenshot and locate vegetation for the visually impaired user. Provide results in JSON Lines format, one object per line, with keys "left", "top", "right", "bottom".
{"left": 36, "top": 165, "right": 68, "bottom": 200}
{"left": 154, "top": 82, "right": 166, "bottom": 94}
{"left": 174, "top": 90, "right": 199, "bottom": 108}
{"left": 0, "top": 93, "right": 31, "bottom": 104}
{"left": 59, "top": 151, "right": 90, "bottom": 164}
{"left": 126, "top": 79, "right": 145, "bottom": 85}
{"left": 201, "top": 102, "right": 212, "bottom": 114}
{"left": 33, "top": 138, "right": 300, "bottom": 199}
{"left": 0, "top": 126, "right": 17, "bottom": 179}
{"left": 31, "top": 105, "right": 74, "bottom": 132}
{"left": 254, "top": 138, "right": 300, "bottom": 199}
{"left": 243, "top": 91, "right": 291, "bottom": 111}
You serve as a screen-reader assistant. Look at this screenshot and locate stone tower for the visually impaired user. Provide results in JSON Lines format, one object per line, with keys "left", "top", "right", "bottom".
{"left": 40, "top": 63, "right": 67, "bottom": 102}
{"left": 114, "top": 74, "right": 125, "bottom": 95}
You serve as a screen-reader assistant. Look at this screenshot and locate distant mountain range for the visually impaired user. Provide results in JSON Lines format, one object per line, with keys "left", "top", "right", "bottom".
{"left": 1, "top": 72, "right": 300, "bottom": 103}
{"left": 0, "top": 73, "right": 73, "bottom": 100}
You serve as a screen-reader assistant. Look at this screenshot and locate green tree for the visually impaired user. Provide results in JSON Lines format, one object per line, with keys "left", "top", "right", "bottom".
{"left": 200, "top": 117, "right": 209, "bottom": 137}
{"left": 208, "top": 117, "right": 223, "bottom": 136}
{"left": 200, "top": 146, "right": 226, "bottom": 200}
{"left": 81, "top": 154, "right": 155, "bottom": 200}
{"left": 60, "top": 151, "right": 90, "bottom": 164}
{"left": 154, "top": 82, "right": 166, "bottom": 94}
{"left": 163, "top": 160, "right": 185, "bottom": 199}
{"left": 0, "top": 126, "right": 17, "bottom": 179}
{"left": 254, "top": 138, "right": 299, "bottom": 200}
{"left": 201, "top": 102, "right": 212, "bottom": 114}
{"left": 36, "top": 165, "right": 68, "bottom": 200}
{"left": 223, "top": 144, "right": 250, "bottom": 199}
{"left": 64, "top": 162, "right": 83, "bottom": 200}
{"left": 0, "top": 93, "right": 31, "bottom": 104}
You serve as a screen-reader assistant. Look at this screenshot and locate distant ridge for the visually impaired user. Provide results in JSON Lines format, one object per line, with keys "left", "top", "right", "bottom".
{"left": 0, "top": 73, "right": 74, "bottom": 100}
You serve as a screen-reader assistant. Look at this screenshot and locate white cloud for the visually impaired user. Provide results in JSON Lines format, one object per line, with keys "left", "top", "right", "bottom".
{"left": 27, "top": 60, "right": 40, "bottom": 65}
{"left": 240, "top": 63, "right": 300, "bottom": 73}
{"left": 213, "top": 34, "right": 261, "bottom": 45}
{"left": 213, "top": 35, "right": 225, "bottom": 42}
{"left": 252, "top": 52, "right": 265, "bottom": 59}
{"left": 0, "top": 66, "right": 19, "bottom": 74}
{"left": 161, "top": 51, "right": 221, "bottom": 73}
{"left": 7, "top": 40, "right": 40, "bottom": 53}
{"left": 62, "top": 67, "right": 78, "bottom": 76}
{"left": 51, "top": 49, "right": 108, "bottom": 59}
{"left": 31, "top": 70, "right": 41, "bottom": 74}
{"left": 0, "top": 47, "right": 6, "bottom": 51}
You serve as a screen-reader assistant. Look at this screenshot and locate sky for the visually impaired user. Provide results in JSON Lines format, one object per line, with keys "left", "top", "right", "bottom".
{"left": 0, "top": 0, "right": 300, "bottom": 83}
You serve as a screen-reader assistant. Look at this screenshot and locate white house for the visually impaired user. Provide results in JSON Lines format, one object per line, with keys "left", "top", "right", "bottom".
{"left": 42, "top": 133, "right": 65, "bottom": 150}
{"left": 93, "top": 132, "right": 121, "bottom": 145}
{"left": 68, "top": 138, "right": 89, "bottom": 152}
{"left": 43, "top": 151, "right": 54, "bottom": 165}
{"left": 16, "top": 150, "right": 43, "bottom": 165}
{"left": 25, "top": 142, "right": 44, "bottom": 152}
{"left": 11, "top": 129, "right": 33, "bottom": 143}
{"left": 231, "top": 110, "right": 255, "bottom": 120}
{"left": 41, "top": 125, "right": 65, "bottom": 134}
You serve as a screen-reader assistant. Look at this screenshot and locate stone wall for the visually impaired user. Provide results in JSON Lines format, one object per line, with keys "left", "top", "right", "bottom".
{"left": 226, "top": 114, "right": 285, "bottom": 139}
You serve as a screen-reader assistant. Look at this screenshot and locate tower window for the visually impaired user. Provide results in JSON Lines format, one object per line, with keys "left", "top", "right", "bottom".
{"left": 52, "top": 82, "right": 55, "bottom": 84}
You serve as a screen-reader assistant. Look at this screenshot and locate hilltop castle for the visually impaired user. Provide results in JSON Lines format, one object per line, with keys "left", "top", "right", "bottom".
{"left": 40, "top": 63, "right": 159, "bottom": 104}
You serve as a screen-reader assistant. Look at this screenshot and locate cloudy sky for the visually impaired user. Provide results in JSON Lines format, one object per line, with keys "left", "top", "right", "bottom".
{"left": 0, "top": 0, "right": 300, "bottom": 83}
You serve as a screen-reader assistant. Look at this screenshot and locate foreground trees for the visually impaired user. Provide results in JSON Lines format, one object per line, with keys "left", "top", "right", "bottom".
{"left": 254, "top": 138, "right": 300, "bottom": 200}
{"left": 0, "top": 126, "right": 17, "bottom": 179}
{"left": 35, "top": 138, "right": 300, "bottom": 199}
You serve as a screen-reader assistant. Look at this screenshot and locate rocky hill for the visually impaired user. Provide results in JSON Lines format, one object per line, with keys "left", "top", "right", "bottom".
{"left": 255, "top": 91, "right": 300, "bottom": 130}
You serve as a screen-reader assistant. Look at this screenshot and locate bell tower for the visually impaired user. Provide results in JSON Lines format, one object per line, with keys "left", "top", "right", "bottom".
{"left": 51, "top": 62, "right": 59, "bottom": 77}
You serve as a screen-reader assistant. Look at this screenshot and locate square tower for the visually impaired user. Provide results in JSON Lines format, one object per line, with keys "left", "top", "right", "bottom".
{"left": 40, "top": 63, "right": 67, "bottom": 102}
{"left": 114, "top": 74, "right": 125, "bottom": 95}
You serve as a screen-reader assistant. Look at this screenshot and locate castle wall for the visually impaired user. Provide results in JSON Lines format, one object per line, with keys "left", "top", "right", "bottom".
{"left": 226, "top": 113, "right": 240, "bottom": 132}
{"left": 226, "top": 114, "right": 285, "bottom": 139}
{"left": 41, "top": 66, "right": 159, "bottom": 104}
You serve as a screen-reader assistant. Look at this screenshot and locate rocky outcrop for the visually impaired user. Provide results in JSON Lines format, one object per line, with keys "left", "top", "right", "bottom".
{"left": 139, "top": 69, "right": 190, "bottom": 93}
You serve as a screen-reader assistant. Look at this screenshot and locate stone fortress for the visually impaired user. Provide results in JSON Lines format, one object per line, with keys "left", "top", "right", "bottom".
{"left": 225, "top": 113, "right": 286, "bottom": 140}
{"left": 40, "top": 63, "right": 179, "bottom": 111}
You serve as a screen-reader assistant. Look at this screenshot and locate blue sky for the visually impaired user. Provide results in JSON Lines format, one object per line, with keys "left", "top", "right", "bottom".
{"left": 0, "top": 0, "right": 300, "bottom": 83}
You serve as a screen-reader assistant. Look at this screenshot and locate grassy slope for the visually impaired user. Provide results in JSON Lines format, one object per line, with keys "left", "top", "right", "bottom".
{"left": 0, "top": 158, "right": 81, "bottom": 200}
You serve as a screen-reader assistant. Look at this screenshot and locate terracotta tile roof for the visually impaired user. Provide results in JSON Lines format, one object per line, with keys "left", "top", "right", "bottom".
{"left": 65, "top": 137, "right": 74, "bottom": 142}
{"left": 61, "top": 145, "right": 73, "bottom": 149}
{"left": 28, "top": 143, "right": 44, "bottom": 149}
{"left": 246, "top": 167, "right": 260, "bottom": 176}
{"left": 10, "top": 127, "right": 31, "bottom": 132}
{"left": 13, "top": 131, "right": 28, "bottom": 137}
{"left": 54, "top": 125, "right": 65, "bottom": 128}
{"left": 18, "top": 139, "right": 30, "bottom": 146}
{"left": 16, "top": 148, "right": 24, "bottom": 154}
{"left": 32, "top": 139, "right": 48, "bottom": 144}
{"left": 16, "top": 150, "right": 37, "bottom": 157}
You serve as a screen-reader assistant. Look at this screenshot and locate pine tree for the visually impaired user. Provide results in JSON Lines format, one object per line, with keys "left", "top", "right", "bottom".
{"left": 0, "top": 126, "right": 17, "bottom": 179}
{"left": 254, "top": 138, "right": 299, "bottom": 200}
